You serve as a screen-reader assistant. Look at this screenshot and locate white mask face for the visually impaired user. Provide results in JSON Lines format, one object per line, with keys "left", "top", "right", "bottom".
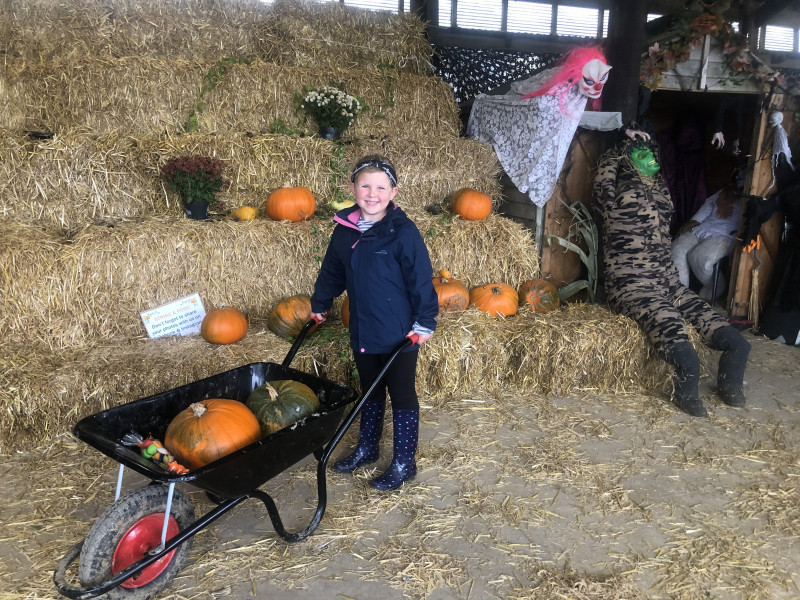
{"left": 579, "top": 59, "right": 612, "bottom": 99}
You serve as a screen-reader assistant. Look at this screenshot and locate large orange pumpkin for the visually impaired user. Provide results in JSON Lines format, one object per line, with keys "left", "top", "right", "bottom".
{"left": 469, "top": 283, "right": 518, "bottom": 317}
{"left": 451, "top": 188, "right": 492, "bottom": 221}
{"left": 518, "top": 278, "right": 561, "bottom": 314}
{"left": 341, "top": 295, "right": 350, "bottom": 328}
{"left": 164, "top": 399, "right": 261, "bottom": 470}
{"left": 264, "top": 187, "right": 316, "bottom": 222}
{"left": 200, "top": 306, "right": 248, "bottom": 345}
{"left": 432, "top": 270, "right": 469, "bottom": 313}
{"left": 268, "top": 294, "right": 315, "bottom": 339}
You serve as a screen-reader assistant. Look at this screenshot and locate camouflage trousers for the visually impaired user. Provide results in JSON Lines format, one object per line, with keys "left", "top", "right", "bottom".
{"left": 605, "top": 276, "right": 729, "bottom": 353}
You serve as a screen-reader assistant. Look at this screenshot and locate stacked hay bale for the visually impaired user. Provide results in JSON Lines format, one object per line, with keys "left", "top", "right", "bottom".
{"left": 0, "top": 0, "right": 674, "bottom": 453}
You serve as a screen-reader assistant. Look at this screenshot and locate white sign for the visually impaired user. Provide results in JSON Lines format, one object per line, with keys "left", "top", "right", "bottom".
{"left": 140, "top": 294, "right": 206, "bottom": 339}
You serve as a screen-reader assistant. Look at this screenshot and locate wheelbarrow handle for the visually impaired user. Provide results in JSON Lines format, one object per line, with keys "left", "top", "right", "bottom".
{"left": 281, "top": 317, "right": 324, "bottom": 368}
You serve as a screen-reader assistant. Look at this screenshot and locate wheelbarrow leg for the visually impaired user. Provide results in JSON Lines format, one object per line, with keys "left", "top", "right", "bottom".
{"left": 251, "top": 455, "right": 330, "bottom": 543}
{"left": 251, "top": 336, "right": 417, "bottom": 543}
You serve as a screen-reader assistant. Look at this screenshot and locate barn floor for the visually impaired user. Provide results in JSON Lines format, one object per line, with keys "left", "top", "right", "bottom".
{"left": 1, "top": 330, "right": 799, "bottom": 600}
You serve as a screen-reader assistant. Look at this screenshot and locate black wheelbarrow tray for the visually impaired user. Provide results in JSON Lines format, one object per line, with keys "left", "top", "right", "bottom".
{"left": 53, "top": 320, "right": 416, "bottom": 600}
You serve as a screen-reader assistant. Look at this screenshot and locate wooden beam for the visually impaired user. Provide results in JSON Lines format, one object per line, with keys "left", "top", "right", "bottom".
{"left": 751, "top": 0, "right": 797, "bottom": 27}
{"left": 426, "top": 27, "right": 583, "bottom": 54}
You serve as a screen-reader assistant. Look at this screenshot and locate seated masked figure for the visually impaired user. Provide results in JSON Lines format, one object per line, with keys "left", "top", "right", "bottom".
{"left": 671, "top": 184, "right": 743, "bottom": 301}
{"left": 467, "top": 46, "right": 618, "bottom": 207}
{"left": 593, "top": 141, "right": 751, "bottom": 417}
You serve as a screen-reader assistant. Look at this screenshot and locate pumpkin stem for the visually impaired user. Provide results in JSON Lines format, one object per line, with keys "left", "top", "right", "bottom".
{"left": 190, "top": 402, "right": 208, "bottom": 418}
{"left": 264, "top": 382, "right": 279, "bottom": 402}
{"left": 491, "top": 285, "right": 501, "bottom": 294}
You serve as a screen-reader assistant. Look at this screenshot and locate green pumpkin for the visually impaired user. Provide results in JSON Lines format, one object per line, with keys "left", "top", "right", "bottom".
{"left": 245, "top": 379, "right": 321, "bottom": 436}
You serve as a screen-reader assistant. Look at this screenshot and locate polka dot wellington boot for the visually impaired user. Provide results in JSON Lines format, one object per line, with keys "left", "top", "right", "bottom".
{"left": 370, "top": 408, "right": 418, "bottom": 491}
{"left": 333, "top": 397, "right": 384, "bottom": 473}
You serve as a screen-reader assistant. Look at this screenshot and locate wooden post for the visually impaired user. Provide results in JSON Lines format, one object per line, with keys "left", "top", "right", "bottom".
{"left": 603, "top": 0, "right": 648, "bottom": 125}
{"left": 539, "top": 130, "right": 603, "bottom": 289}
{"left": 729, "top": 93, "right": 796, "bottom": 321}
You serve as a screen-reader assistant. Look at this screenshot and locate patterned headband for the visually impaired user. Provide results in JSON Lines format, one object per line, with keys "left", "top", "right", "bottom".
{"left": 351, "top": 159, "right": 398, "bottom": 187}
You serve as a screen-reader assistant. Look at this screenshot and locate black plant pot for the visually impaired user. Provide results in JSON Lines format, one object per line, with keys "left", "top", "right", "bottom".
{"left": 319, "top": 126, "right": 340, "bottom": 141}
{"left": 185, "top": 199, "right": 210, "bottom": 220}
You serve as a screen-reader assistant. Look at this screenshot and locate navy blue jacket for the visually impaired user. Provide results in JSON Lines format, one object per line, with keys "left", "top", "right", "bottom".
{"left": 310, "top": 203, "right": 438, "bottom": 354}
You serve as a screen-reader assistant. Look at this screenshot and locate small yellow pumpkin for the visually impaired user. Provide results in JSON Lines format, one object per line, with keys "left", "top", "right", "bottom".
{"left": 231, "top": 205, "right": 258, "bottom": 221}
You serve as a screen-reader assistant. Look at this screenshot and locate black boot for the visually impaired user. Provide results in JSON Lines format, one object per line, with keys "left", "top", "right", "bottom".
{"left": 710, "top": 326, "right": 751, "bottom": 407}
{"left": 370, "top": 409, "right": 418, "bottom": 491}
{"left": 663, "top": 342, "right": 706, "bottom": 417}
{"left": 333, "top": 397, "right": 384, "bottom": 473}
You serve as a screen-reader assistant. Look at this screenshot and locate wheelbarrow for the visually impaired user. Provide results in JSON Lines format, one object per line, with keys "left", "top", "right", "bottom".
{"left": 53, "top": 319, "right": 418, "bottom": 600}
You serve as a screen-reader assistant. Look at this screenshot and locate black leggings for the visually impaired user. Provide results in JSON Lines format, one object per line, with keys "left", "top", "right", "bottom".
{"left": 354, "top": 348, "right": 420, "bottom": 410}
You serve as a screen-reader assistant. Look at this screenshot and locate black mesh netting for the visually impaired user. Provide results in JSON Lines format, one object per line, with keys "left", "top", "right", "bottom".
{"left": 431, "top": 43, "right": 561, "bottom": 104}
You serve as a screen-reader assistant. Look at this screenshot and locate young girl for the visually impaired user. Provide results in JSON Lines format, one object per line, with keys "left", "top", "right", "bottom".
{"left": 310, "top": 155, "right": 438, "bottom": 491}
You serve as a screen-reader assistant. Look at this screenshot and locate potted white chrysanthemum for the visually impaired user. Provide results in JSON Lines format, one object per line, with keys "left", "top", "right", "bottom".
{"left": 299, "top": 84, "right": 363, "bottom": 140}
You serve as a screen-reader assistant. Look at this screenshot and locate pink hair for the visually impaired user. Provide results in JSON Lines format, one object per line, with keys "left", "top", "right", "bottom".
{"left": 522, "top": 45, "right": 607, "bottom": 111}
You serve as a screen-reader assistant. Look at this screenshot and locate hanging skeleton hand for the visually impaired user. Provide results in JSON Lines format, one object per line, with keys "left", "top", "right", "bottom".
{"left": 625, "top": 128, "right": 651, "bottom": 142}
{"left": 711, "top": 131, "right": 725, "bottom": 149}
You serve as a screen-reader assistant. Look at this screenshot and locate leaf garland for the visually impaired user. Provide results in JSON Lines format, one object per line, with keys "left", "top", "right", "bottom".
{"left": 640, "top": 11, "right": 787, "bottom": 92}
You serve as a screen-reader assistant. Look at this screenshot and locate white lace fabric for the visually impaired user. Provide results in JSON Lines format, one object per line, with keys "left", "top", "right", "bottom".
{"left": 467, "top": 73, "right": 587, "bottom": 208}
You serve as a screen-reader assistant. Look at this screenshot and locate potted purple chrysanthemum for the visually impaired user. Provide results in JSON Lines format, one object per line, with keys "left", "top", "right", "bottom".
{"left": 160, "top": 155, "right": 229, "bottom": 220}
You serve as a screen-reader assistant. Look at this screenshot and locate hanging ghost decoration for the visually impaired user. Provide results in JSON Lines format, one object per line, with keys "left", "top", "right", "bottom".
{"left": 467, "top": 46, "right": 616, "bottom": 207}
{"left": 770, "top": 111, "right": 794, "bottom": 171}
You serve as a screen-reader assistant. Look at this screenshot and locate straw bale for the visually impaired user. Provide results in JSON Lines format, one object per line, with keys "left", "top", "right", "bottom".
{"left": 408, "top": 210, "right": 539, "bottom": 290}
{"left": 0, "top": 56, "right": 206, "bottom": 134}
{"left": 253, "top": 0, "right": 433, "bottom": 75}
{"left": 197, "top": 59, "right": 460, "bottom": 139}
{"left": 0, "top": 323, "right": 354, "bottom": 453}
{"left": 0, "top": 222, "right": 63, "bottom": 344}
{"left": 0, "top": 330, "right": 285, "bottom": 454}
{"left": 0, "top": 304, "right": 694, "bottom": 453}
{"left": 1, "top": 208, "right": 541, "bottom": 348}
{"left": 0, "top": 216, "right": 335, "bottom": 349}
{"left": 0, "top": 129, "right": 495, "bottom": 231}
{"left": 0, "top": 129, "right": 166, "bottom": 230}
{"left": 1, "top": 0, "right": 268, "bottom": 62}
{"left": 131, "top": 130, "right": 336, "bottom": 212}
{"left": 0, "top": 130, "right": 333, "bottom": 230}
{"left": 418, "top": 304, "right": 684, "bottom": 400}
{"left": 2, "top": 55, "right": 459, "bottom": 137}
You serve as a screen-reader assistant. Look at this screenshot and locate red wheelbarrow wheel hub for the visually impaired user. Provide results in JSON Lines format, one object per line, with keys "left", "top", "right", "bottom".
{"left": 112, "top": 513, "right": 179, "bottom": 588}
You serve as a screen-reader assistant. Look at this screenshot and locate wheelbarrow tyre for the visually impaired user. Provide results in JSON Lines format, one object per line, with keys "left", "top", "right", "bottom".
{"left": 78, "top": 485, "right": 195, "bottom": 600}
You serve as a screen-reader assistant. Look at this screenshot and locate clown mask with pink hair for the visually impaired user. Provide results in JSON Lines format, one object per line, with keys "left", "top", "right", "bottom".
{"left": 467, "top": 45, "right": 618, "bottom": 208}
{"left": 523, "top": 46, "right": 611, "bottom": 111}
